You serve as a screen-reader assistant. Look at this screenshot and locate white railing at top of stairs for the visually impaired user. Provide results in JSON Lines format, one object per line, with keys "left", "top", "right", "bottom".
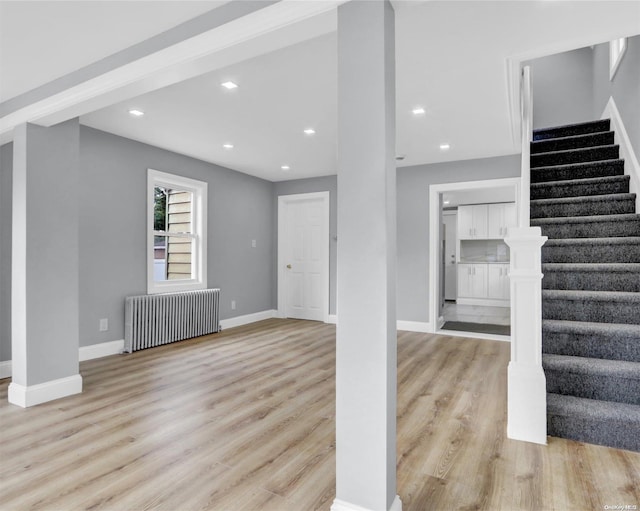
{"left": 519, "top": 65, "right": 532, "bottom": 227}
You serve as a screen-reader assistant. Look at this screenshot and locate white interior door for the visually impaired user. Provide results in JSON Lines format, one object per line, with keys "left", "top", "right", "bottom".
{"left": 443, "top": 211, "right": 457, "bottom": 301}
{"left": 278, "top": 193, "right": 329, "bottom": 322}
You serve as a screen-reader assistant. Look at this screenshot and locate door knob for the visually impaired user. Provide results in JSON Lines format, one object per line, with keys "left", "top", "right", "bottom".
{"left": 286, "top": 264, "right": 292, "bottom": 269}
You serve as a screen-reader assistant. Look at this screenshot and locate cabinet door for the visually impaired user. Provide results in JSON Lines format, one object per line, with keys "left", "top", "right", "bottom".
{"left": 458, "top": 264, "right": 473, "bottom": 297}
{"left": 503, "top": 203, "right": 517, "bottom": 236}
{"left": 470, "top": 264, "right": 487, "bottom": 298}
{"left": 472, "top": 205, "right": 488, "bottom": 238}
{"left": 487, "top": 265, "right": 503, "bottom": 298}
{"left": 458, "top": 206, "right": 474, "bottom": 239}
{"left": 487, "top": 204, "right": 503, "bottom": 238}
{"left": 502, "top": 264, "right": 511, "bottom": 300}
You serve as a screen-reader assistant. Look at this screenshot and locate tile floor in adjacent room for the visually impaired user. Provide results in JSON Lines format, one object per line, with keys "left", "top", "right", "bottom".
{"left": 442, "top": 302, "right": 511, "bottom": 326}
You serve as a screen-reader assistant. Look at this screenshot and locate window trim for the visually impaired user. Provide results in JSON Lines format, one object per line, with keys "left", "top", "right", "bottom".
{"left": 609, "top": 37, "right": 627, "bottom": 80}
{"left": 147, "top": 169, "right": 207, "bottom": 294}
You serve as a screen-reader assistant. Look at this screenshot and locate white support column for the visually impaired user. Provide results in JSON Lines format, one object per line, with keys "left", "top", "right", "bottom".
{"left": 9, "top": 119, "right": 82, "bottom": 407}
{"left": 504, "top": 226, "right": 547, "bottom": 444}
{"left": 333, "top": 2, "right": 401, "bottom": 511}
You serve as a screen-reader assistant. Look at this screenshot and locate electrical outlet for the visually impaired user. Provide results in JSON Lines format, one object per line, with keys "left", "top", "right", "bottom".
{"left": 99, "top": 318, "right": 108, "bottom": 332}
{"left": 251, "top": 239, "right": 257, "bottom": 248}
{"left": 231, "top": 300, "right": 236, "bottom": 310}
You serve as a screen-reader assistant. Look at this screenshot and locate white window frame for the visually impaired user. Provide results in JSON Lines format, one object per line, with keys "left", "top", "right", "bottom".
{"left": 610, "top": 37, "right": 627, "bottom": 80}
{"left": 147, "top": 169, "right": 207, "bottom": 294}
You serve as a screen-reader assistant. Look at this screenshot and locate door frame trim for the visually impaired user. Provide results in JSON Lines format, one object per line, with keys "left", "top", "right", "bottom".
{"left": 428, "top": 177, "right": 521, "bottom": 333}
{"left": 277, "top": 191, "right": 330, "bottom": 323}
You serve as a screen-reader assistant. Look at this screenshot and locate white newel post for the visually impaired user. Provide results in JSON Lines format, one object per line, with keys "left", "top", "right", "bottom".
{"left": 505, "top": 228, "right": 547, "bottom": 444}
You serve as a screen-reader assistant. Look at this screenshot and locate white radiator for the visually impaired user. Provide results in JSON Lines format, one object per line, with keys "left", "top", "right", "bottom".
{"left": 124, "top": 289, "right": 220, "bottom": 353}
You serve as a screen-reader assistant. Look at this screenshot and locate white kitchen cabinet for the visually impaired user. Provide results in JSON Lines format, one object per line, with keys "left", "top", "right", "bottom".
{"left": 458, "top": 205, "right": 488, "bottom": 239}
{"left": 457, "top": 264, "right": 487, "bottom": 298}
{"left": 487, "top": 203, "right": 517, "bottom": 238}
{"left": 487, "top": 264, "right": 510, "bottom": 300}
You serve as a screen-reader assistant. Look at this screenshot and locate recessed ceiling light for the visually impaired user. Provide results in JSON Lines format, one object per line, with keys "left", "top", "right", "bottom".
{"left": 223, "top": 143, "right": 234, "bottom": 149}
{"left": 412, "top": 107, "right": 426, "bottom": 115}
{"left": 303, "top": 128, "right": 316, "bottom": 135}
{"left": 281, "top": 165, "right": 290, "bottom": 171}
{"left": 129, "top": 109, "right": 144, "bottom": 117}
{"left": 439, "top": 143, "right": 451, "bottom": 151}
{"left": 221, "top": 81, "right": 238, "bottom": 89}
{"left": 444, "top": 200, "right": 451, "bottom": 205}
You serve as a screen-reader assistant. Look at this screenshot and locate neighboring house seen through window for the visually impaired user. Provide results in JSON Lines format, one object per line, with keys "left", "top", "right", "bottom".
{"left": 147, "top": 169, "right": 207, "bottom": 294}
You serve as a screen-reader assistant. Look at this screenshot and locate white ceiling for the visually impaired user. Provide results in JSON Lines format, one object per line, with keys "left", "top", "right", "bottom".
{"left": 2, "top": 1, "right": 640, "bottom": 182}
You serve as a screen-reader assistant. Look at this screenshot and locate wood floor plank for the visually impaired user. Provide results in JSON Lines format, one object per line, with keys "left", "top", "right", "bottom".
{"left": 1, "top": 319, "right": 638, "bottom": 511}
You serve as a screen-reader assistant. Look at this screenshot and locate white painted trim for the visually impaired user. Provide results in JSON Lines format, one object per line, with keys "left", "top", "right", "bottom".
{"left": 79, "top": 340, "right": 125, "bottom": 362}
{"left": 8, "top": 374, "right": 83, "bottom": 408}
{"left": 428, "top": 178, "right": 521, "bottom": 342}
{"left": 457, "top": 297, "right": 510, "bottom": 307}
{"left": 609, "top": 37, "right": 627, "bottom": 80}
{"left": 397, "top": 320, "right": 432, "bottom": 333}
{"left": 277, "top": 191, "right": 330, "bottom": 323}
{"left": 219, "top": 309, "right": 277, "bottom": 330}
{"left": 331, "top": 495, "right": 402, "bottom": 511}
{"left": 0, "top": 360, "right": 11, "bottom": 379}
{"left": 327, "top": 314, "right": 337, "bottom": 325}
{"left": 437, "top": 328, "right": 511, "bottom": 343}
{"left": 601, "top": 96, "right": 640, "bottom": 212}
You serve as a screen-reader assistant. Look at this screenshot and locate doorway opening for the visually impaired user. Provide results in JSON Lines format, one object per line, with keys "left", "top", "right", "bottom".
{"left": 429, "top": 178, "right": 520, "bottom": 341}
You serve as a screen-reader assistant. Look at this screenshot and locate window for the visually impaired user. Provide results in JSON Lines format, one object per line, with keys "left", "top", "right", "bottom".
{"left": 610, "top": 37, "right": 627, "bottom": 80}
{"left": 147, "top": 169, "right": 207, "bottom": 294}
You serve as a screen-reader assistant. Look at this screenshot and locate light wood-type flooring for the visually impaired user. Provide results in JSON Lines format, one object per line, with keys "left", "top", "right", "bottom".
{"left": 1, "top": 319, "right": 638, "bottom": 510}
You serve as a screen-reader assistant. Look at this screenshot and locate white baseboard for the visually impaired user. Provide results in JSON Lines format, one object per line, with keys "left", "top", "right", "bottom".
{"left": 327, "top": 314, "right": 337, "bottom": 324}
{"left": 8, "top": 374, "right": 83, "bottom": 408}
{"left": 602, "top": 96, "right": 640, "bottom": 212}
{"left": 457, "top": 297, "right": 510, "bottom": 307}
{"left": 0, "top": 360, "right": 11, "bottom": 379}
{"left": 331, "top": 495, "right": 402, "bottom": 511}
{"left": 219, "top": 309, "right": 277, "bottom": 330}
{"left": 396, "top": 320, "right": 433, "bottom": 333}
{"left": 79, "top": 339, "right": 124, "bottom": 361}
{"left": 437, "top": 329, "right": 511, "bottom": 343}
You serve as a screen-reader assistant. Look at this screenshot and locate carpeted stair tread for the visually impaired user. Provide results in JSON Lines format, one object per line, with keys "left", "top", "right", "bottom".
{"left": 533, "top": 119, "right": 610, "bottom": 141}
{"left": 542, "top": 290, "right": 640, "bottom": 324}
{"left": 532, "top": 213, "right": 640, "bottom": 238}
{"left": 531, "top": 145, "right": 619, "bottom": 168}
{"left": 543, "top": 354, "right": 640, "bottom": 381}
{"left": 547, "top": 393, "right": 640, "bottom": 451}
{"left": 542, "top": 237, "right": 640, "bottom": 263}
{"left": 542, "top": 263, "right": 640, "bottom": 292}
{"left": 542, "top": 319, "right": 640, "bottom": 362}
{"left": 531, "top": 193, "right": 636, "bottom": 218}
{"left": 531, "top": 159, "right": 625, "bottom": 183}
{"left": 531, "top": 131, "right": 614, "bottom": 154}
{"left": 531, "top": 175, "right": 629, "bottom": 199}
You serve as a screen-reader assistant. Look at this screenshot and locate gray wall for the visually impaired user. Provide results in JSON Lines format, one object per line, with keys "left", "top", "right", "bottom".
{"left": 273, "top": 155, "right": 520, "bottom": 323}
{"left": 0, "top": 143, "right": 12, "bottom": 361}
{"left": 527, "top": 47, "right": 595, "bottom": 129}
{"left": 397, "top": 155, "right": 520, "bottom": 322}
{"left": 79, "top": 127, "right": 274, "bottom": 347}
{"left": 274, "top": 176, "right": 338, "bottom": 315}
{"left": 593, "top": 34, "right": 640, "bottom": 158}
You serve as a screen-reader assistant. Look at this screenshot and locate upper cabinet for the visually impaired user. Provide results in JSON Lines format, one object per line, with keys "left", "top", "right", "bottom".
{"left": 487, "top": 203, "right": 517, "bottom": 238}
{"left": 458, "top": 202, "right": 516, "bottom": 240}
{"left": 458, "top": 204, "right": 488, "bottom": 239}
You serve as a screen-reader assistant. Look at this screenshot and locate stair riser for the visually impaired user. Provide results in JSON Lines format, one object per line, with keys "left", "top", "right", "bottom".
{"left": 533, "top": 120, "right": 610, "bottom": 141}
{"left": 542, "top": 271, "right": 640, "bottom": 292}
{"left": 533, "top": 219, "right": 640, "bottom": 239}
{"left": 542, "top": 299, "right": 639, "bottom": 324}
{"left": 543, "top": 330, "right": 640, "bottom": 362}
{"left": 531, "top": 132, "right": 614, "bottom": 154}
{"left": 548, "top": 414, "right": 640, "bottom": 451}
{"left": 531, "top": 146, "right": 619, "bottom": 168}
{"left": 531, "top": 198, "right": 635, "bottom": 219}
{"left": 545, "top": 370, "right": 640, "bottom": 405}
{"left": 531, "top": 178, "right": 629, "bottom": 199}
{"left": 531, "top": 160, "right": 625, "bottom": 183}
{"left": 542, "top": 244, "right": 640, "bottom": 263}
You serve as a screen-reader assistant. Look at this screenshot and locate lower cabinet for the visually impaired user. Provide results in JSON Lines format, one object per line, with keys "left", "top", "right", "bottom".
{"left": 458, "top": 263, "right": 509, "bottom": 305}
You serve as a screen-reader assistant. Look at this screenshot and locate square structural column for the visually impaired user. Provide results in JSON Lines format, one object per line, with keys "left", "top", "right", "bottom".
{"left": 9, "top": 119, "right": 82, "bottom": 407}
{"left": 334, "top": 2, "right": 401, "bottom": 511}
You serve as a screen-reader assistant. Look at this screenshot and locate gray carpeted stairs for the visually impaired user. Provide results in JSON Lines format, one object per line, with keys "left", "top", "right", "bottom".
{"left": 530, "top": 119, "right": 640, "bottom": 452}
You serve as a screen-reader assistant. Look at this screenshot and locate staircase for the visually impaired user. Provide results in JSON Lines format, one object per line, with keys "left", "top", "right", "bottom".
{"left": 529, "top": 118, "right": 640, "bottom": 452}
